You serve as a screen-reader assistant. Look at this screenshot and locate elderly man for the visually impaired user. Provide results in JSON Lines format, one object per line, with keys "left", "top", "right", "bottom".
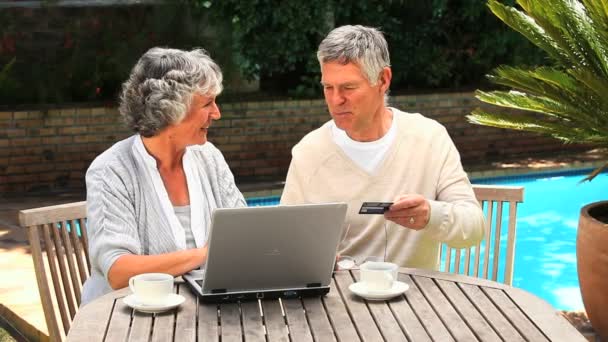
{"left": 281, "top": 25, "right": 484, "bottom": 270}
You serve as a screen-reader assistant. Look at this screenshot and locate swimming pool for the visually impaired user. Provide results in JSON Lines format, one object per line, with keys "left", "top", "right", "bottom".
{"left": 473, "top": 168, "right": 607, "bottom": 311}
{"left": 246, "top": 168, "right": 607, "bottom": 310}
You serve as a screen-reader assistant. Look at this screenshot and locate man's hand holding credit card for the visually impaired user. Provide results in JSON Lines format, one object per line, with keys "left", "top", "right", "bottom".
{"left": 359, "top": 202, "right": 393, "bottom": 214}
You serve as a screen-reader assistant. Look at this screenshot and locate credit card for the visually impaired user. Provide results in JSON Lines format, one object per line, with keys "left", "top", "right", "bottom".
{"left": 359, "top": 202, "right": 393, "bottom": 214}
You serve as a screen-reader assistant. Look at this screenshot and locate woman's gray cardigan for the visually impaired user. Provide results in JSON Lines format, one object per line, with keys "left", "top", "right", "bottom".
{"left": 81, "top": 135, "right": 246, "bottom": 305}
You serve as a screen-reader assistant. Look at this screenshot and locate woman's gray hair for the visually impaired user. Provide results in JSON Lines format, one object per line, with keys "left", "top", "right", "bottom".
{"left": 119, "top": 47, "right": 223, "bottom": 137}
{"left": 317, "top": 25, "right": 390, "bottom": 85}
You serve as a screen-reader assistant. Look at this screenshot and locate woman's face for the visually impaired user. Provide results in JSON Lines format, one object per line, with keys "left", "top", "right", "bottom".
{"left": 168, "top": 93, "right": 221, "bottom": 147}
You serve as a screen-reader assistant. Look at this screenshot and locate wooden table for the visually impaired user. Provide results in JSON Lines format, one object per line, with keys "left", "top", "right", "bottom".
{"left": 68, "top": 268, "right": 585, "bottom": 341}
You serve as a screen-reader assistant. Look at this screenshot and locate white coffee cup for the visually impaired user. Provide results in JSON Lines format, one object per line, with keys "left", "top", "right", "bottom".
{"left": 360, "top": 261, "right": 398, "bottom": 292}
{"left": 128, "top": 273, "right": 174, "bottom": 306}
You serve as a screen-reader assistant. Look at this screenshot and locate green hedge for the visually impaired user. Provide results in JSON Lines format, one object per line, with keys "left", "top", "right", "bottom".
{"left": 0, "top": 1, "right": 546, "bottom": 105}
{"left": 212, "top": 0, "right": 547, "bottom": 96}
{"left": 0, "top": 3, "right": 229, "bottom": 105}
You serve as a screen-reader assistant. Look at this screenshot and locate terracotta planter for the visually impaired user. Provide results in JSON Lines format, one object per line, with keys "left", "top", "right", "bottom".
{"left": 577, "top": 201, "right": 608, "bottom": 340}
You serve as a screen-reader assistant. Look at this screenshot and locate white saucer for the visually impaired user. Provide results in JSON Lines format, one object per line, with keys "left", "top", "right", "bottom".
{"left": 123, "top": 293, "right": 185, "bottom": 313}
{"left": 349, "top": 281, "right": 409, "bottom": 300}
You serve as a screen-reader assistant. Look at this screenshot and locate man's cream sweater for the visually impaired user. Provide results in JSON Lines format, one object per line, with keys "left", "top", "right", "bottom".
{"left": 281, "top": 109, "right": 484, "bottom": 270}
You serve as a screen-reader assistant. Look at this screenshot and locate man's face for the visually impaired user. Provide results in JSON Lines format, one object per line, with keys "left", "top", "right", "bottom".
{"left": 320, "top": 61, "right": 390, "bottom": 141}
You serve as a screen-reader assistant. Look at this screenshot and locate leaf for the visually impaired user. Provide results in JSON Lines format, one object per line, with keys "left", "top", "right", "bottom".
{"left": 0, "top": 57, "right": 16, "bottom": 85}
{"left": 488, "top": 0, "right": 568, "bottom": 65}
{"left": 468, "top": 108, "right": 608, "bottom": 144}
{"left": 485, "top": 66, "right": 608, "bottom": 126}
{"left": 579, "top": 161, "right": 608, "bottom": 183}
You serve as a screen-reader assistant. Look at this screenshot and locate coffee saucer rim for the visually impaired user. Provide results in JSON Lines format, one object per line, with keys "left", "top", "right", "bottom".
{"left": 348, "top": 280, "right": 409, "bottom": 300}
{"left": 123, "top": 293, "right": 185, "bottom": 313}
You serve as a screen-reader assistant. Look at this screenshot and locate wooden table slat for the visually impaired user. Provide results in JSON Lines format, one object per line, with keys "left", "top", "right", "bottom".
{"left": 320, "top": 277, "right": 357, "bottom": 342}
{"left": 435, "top": 279, "right": 502, "bottom": 342}
{"left": 151, "top": 284, "right": 178, "bottom": 342}
{"left": 507, "top": 287, "right": 588, "bottom": 341}
{"left": 104, "top": 297, "right": 132, "bottom": 342}
{"left": 262, "top": 299, "right": 289, "bottom": 341}
{"left": 459, "top": 283, "right": 525, "bottom": 342}
{"left": 334, "top": 270, "right": 384, "bottom": 341}
{"left": 240, "top": 300, "right": 266, "bottom": 342}
{"left": 404, "top": 275, "right": 455, "bottom": 342}
{"left": 173, "top": 284, "right": 197, "bottom": 342}
{"left": 197, "top": 302, "right": 219, "bottom": 341}
{"left": 414, "top": 276, "right": 479, "bottom": 342}
{"left": 389, "top": 274, "right": 431, "bottom": 342}
{"left": 400, "top": 267, "right": 509, "bottom": 288}
{"left": 151, "top": 310, "right": 176, "bottom": 342}
{"left": 64, "top": 292, "right": 116, "bottom": 340}
{"left": 351, "top": 271, "right": 408, "bottom": 341}
{"left": 483, "top": 287, "right": 550, "bottom": 342}
{"left": 127, "top": 311, "right": 154, "bottom": 342}
{"left": 283, "top": 298, "right": 314, "bottom": 342}
{"left": 219, "top": 303, "right": 243, "bottom": 342}
{"left": 302, "top": 296, "right": 338, "bottom": 342}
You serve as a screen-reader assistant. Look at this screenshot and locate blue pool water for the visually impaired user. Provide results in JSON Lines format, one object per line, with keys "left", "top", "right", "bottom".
{"left": 246, "top": 168, "right": 607, "bottom": 310}
{"left": 473, "top": 169, "right": 607, "bottom": 310}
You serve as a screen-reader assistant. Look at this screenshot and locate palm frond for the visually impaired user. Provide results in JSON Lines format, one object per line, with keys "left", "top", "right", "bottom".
{"left": 582, "top": 0, "right": 608, "bottom": 27}
{"left": 582, "top": 0, "right": 608, "bottom": 45}
{"left": 515, "top": 0, "right": 571, "bottom": 54}
{"left": 473, "top": 0, "right": 608, "bottom": 181}
{"left": 487, "top": 0, "right": 567, "bottom": 65}
{"left": 515, "top": 0, "right": 608, "bottom": 76}
{"left": 476, "top": 90, "right": 582, "bottom": 121}
{"left": 467, "top": 109, "right": 572, "bottom": 137}
{"left": 489, "top": 66, "right": 577, "bottom": 97}
{"left": 468, "top": 109, "right": 608, "bottom": 144}
{"left": 579, "top": 161, "right": 608, "bottom": 182}
{"left": 566, "top": 68, "right": 608, "bottom": 116}
{"left": 552, "top": 0, "right": 608, "bottom": 77}
{"left": 487, "top": 66, "right": 608, "bottom": 124}
{"left": 475, "top": 90, "right": 606, "bottom": 135}
{"left": 514, "top": 0, "right": 590, "bottom": 69}
{"left": 515, "top": 0, "right": 532, "bottom": 13}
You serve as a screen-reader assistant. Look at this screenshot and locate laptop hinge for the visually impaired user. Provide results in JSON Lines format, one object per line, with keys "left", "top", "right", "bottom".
{"left": 306, "top": 282, "right": 322, "bottom": 288}
{"left": 211, "top": 289, "right": 227, "bottom": 294}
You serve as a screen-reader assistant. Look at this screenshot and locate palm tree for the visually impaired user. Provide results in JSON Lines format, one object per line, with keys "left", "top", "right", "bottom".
{"left": 468, "top": 0, "right": 608, "bottom": 181}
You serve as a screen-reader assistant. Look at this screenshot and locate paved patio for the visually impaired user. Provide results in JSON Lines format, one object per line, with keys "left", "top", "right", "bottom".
{"left": 0, "top": 149, "right": 605, "bottom": 341}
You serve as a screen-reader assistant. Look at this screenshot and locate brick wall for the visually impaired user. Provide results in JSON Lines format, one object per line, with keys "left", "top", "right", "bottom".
{"left": 0, "top": 92, "right": 585, "bottom": 193}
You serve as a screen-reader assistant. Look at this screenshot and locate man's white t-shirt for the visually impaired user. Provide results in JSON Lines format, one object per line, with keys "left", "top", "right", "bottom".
{"left": 330, "top": 116, "right": 397, "bottom": 174}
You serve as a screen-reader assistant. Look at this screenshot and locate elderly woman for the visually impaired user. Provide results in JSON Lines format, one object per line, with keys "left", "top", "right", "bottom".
{"left": 81, "top": 47, "right": 246, "bottom": 304}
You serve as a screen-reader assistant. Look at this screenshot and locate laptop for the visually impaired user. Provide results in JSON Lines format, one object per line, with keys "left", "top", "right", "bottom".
{"left": 184, "top": 202, "right": 347, "bottom": 303}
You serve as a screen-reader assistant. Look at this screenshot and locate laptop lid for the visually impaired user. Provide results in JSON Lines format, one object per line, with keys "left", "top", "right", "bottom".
{"left": 186, "top": 202, "right": 347, "bottom": 301}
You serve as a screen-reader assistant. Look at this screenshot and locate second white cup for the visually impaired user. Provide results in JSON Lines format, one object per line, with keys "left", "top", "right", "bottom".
{"left": 360, "top": 261, "right": 398, "bottom": 292}
{"left": 129, "top": 273, "right": 174, "bottom": 306}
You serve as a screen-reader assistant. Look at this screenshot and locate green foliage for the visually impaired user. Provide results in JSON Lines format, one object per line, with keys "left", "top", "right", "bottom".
{"left": 0, "top": 58, "right": 20, "bottom": 100}
{"left": 468, "top": 0, "right": 608, "bottom": 181}
{"left": 200, "top": 0, "right": 545, "bottom": 95}
{"left": 204, "top": 0, "right": 333, "bottom": 95}
{"left": 0, "top": 3, "right": 224, "bottom": 105}
{"left": 0, "top": 0, "right": 546, "bottom": 104}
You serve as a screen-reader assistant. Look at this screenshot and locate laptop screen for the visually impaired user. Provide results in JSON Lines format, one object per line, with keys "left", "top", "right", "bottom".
{"left": 192, "top": 203, "right": 347, "bottom": 299}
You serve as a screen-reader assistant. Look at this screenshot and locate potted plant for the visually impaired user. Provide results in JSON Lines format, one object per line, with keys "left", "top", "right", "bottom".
{"left": 468, "top": 0, "right": 608, "bottom": 338}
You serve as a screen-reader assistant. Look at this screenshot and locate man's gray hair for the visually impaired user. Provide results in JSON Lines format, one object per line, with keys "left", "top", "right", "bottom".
{"left": 119, "top": 47, "right": 223, "bottom": 137}
{"left": 317, "top": 25, "right": 390, "bottom": 85}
